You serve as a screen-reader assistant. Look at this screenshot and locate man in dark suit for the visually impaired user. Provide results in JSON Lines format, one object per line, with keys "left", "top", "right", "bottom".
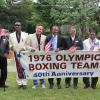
{"left": 45, "top": 25, "right": 66, "bottom": 89}
{"left": 65, "top": 26, "right": 83, "bottom": 89}
{"left": 0, "top": 27, "right": 9, "bottom": 88}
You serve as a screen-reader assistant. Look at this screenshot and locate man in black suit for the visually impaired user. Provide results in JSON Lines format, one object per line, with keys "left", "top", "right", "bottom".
{"left": 65, "top": 26, "right": 83, "bottom": 89}
{"left": 0, "top": 27, "right": 9, "bottom": 88}
{"left": 45, "top": 25, "right": 66, "bottom": 89}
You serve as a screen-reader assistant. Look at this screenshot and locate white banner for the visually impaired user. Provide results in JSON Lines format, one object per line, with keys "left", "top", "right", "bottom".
{"left": 19, "top": 50, "right": 100, "bottom": 79}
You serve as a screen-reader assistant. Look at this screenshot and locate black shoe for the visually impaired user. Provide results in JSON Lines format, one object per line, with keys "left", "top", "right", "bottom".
{"left": 84, "top": 85, "right": 90, "bottom": 89}
{"left": 4, "top": 85, "right": 9, "bottom": 88}
{"left": 74, "top": 84, "right": 78, "bottom": 89}
{"left": 66, "top": 84, "right": 70, "bottom": 88}
{"left": 18, "top": 85, "right": 23, "bottom": 89}
{"left": 22, "top": 85, "right": 27, "bottom": 89}
{"left": 57, "top": 84, "right": 61, "bottom": 89}
{"left": 49, "top": 84, "right": 53, "bottom": 89}
{"left": 0, "top": 85, "right": 8, "bottom": 88}
{"left": 91, "top": 85, "right": 96, "bottom": 89}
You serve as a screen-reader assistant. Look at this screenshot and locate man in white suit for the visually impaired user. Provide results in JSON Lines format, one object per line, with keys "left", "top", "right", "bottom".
{"left": 83, "top": 28, "right": 100, "bottom": 89}
{"left": 9, "top": 21, "right": 28, "bottom": 89}
{"left": 26, "top": 24, "right": 46, "bottom": 89}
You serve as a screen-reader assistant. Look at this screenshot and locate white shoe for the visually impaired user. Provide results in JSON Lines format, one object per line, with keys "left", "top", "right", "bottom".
{"left": 41, "top": 84, "right": 45, "bottom": 88}
{"left": 32, "top": 85, "right": 37, "bottom": 89}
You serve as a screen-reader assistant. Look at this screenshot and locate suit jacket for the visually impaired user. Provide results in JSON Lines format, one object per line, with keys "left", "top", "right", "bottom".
{"left": 45, "top": 35, "right": 66, "bottom": 50}
{"left": 65, "top": 35, "right": 83, "bottom": 50}
{"left": 9, "top": 31, "right": 28, "bottom": 52}
{"left": 26, "top": 33, "right": 46, "bottom": 51}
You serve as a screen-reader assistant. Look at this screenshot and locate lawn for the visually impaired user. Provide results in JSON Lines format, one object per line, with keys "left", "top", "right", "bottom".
{"left": 0, "top": 72, "right": 100, "bottom": 100}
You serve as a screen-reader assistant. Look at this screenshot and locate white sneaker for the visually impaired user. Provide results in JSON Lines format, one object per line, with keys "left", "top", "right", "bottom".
{"left": 32, "top": 85, "right": 37, "bottom": 89}
{"left": 41, "top": 84, "right": 45, "bottom": 88}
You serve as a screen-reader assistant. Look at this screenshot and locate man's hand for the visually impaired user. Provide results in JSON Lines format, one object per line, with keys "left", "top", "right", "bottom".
{"left": 4, "top": 53, "right": 9, "bottom": 58}
{"left": 55, "top": 48, "right": 60, "bottom": 52}
{"left": 10, "top": 46, "right": 14, "bottom": 51}
{"left": 68, "top": 46, "right": 77, "bottom": 53}
{"left": 4, "top": 51, "right": 14, "bottom": 59}
{"left": 20, "top": 48, "right": 25, "bottom": 52}
{"left": 31, "top": 48, "right": 36, "bottom": 52}
{"left": 98, "top": 49, "right": 100, "bottom": 51}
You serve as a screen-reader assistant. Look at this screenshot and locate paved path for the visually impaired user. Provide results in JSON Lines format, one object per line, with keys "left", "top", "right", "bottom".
{"left": 8, "top": 66, "right": 16, "bottom": 72}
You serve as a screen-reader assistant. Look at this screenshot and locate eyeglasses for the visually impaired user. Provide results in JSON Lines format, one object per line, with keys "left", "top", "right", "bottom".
{"left": 15, "top": 24, "right": 21, "bottom": 26}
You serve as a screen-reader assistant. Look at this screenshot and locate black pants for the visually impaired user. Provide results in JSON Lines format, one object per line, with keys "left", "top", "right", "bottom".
{"left": 83, "top": 77, "right": 98, "bottom": 86}
{"left": 0, "top": 57, "right": 7, "bottom": 86}
{"left": 48, "top": 78, "right": 61, "bottom": 86}
{"left": 65, "top": 77, "right": 78, "bottom": 86}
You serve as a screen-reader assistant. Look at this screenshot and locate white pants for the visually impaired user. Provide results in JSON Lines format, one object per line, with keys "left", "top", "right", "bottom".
{"left": 17, "top": 78, "right": 27, "bottom": 86}
{"left": 14, "top": 52, "right": 27, "bottom": 86}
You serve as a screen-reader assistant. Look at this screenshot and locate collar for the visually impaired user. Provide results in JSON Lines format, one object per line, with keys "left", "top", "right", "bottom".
{"left": 52, "top": 34, "right": 57, "bottom": 38}
{"left": 36, "top": 34, "right": 41, "bottom": 39}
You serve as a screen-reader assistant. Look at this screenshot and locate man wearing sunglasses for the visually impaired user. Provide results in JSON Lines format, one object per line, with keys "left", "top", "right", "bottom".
{"left": 9, "top": 21, "right": 28, "bottom": 89}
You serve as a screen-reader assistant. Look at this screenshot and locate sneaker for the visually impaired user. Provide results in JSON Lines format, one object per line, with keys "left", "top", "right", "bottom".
{"left": 32, "top": 85, "right": 37, "bottom": 89}
{"left": 41, "top": 84, "right": 45, "bottom": 88}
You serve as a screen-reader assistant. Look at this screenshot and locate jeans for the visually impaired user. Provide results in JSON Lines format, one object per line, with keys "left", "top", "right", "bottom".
{"left": 33, "top": 79, "right": 44, "bottom": 86}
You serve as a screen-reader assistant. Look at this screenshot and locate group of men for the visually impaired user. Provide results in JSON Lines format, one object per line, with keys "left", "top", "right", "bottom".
{"left": 0, "top": 21, "right": 100, "bottom": 90}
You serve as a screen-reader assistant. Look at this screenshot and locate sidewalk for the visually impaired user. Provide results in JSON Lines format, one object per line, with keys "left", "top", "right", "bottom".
{"left": 8, "top": 66, "right": 16, "bottom": 72}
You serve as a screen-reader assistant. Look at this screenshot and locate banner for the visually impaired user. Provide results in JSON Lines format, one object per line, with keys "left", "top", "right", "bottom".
{"left": 19, "top": 50, "right": 100, "bottom": 79}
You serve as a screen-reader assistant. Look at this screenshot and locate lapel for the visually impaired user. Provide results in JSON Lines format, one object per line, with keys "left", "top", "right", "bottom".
{"left": 49, "top": 35, "right": 53, "bottom": 41}
{"left": 34, "top": 34, "right": 38, "bottom": 45}
{"left": 13, "top": 32, "right": 19, "bottom": 44}
{"left": 57, "top": 35, "right": 59, "bottom": 48}
{"left": 15, "top": 31, "right": 22, "bottom": 44}
{"left": 69, "top": 36, "right": 74, "bottom": 45}
{"left": 19, "top": 32, "right": 22, "bottom": 43}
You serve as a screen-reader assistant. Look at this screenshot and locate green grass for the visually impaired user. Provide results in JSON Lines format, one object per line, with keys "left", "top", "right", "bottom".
{"left": 0, "top": 73, "right": 100, "bottom": 100}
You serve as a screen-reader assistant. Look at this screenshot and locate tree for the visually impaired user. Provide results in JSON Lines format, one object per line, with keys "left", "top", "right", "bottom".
{"left": 50, "top": 0, "right": 100, "bottom": 34}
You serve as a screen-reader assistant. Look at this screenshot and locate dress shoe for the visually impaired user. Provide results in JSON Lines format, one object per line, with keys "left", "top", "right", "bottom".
{"left": 74, "top": 85, "right": 78, "bottom": 89}
{"left": 4, "top": 85, "right": 9, "bottom": 88}
{"left": 66, "top": 84, "right": 70, "bottom": 88}
{"left": 91, "top": 85, "right": 96, "bottom": 89}
{"left": 57, "top": 84, "right": 61, "bottom": 89}
{"left": 0, "top": 85, "right": 8, "bottom": 88}
{"left": 49, "top": 84, "right": 53, "bottom": 89}
{"left": 18, "top": 85, "right": 23, "bottom": 89}
{"left": 84, "top": 84, "right": 90, "bottom": 89}
{"left": 22, "top": 85, "right": 27, "bottom": 89}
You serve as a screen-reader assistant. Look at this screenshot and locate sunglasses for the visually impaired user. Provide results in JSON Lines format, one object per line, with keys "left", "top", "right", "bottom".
{"left": 15, "top": 24, "right": 21, "bottom": 26}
